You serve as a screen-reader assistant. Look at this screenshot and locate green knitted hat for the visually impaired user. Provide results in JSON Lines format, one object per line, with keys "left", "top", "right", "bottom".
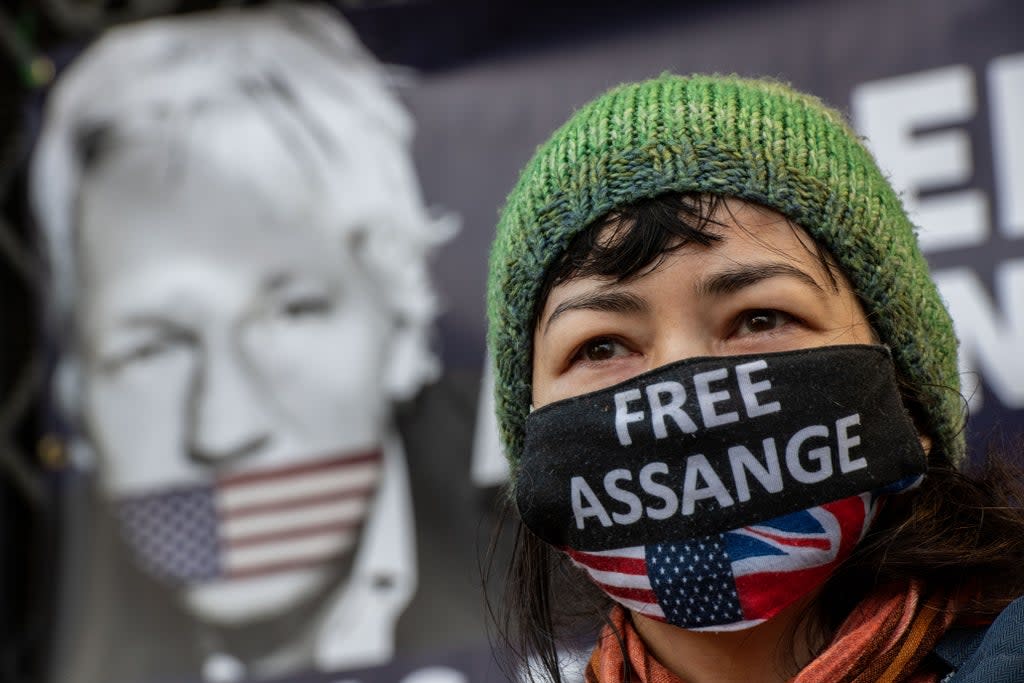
{"left": 486, "top": 73, "right": 965, "bottom": 471}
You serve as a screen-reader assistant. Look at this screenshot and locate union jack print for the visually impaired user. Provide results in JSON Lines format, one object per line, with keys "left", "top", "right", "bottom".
{"left": 565, "top": 492, "right": 878, "bottom": 629}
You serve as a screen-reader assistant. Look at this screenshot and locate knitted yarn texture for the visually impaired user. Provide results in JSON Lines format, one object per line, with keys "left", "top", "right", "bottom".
{"left": 486, "top": 73, "right": 964, "bottom": 472}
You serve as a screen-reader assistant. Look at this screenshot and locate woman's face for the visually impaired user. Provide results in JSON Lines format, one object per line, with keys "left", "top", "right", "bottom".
{"left": 532, "top": 199, "right": 877, "bottom": 408}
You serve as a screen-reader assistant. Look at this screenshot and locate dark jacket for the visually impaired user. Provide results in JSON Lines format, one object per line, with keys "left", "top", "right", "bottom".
{"left": 934, "top": 596, "right": 1024, "bottom": 682}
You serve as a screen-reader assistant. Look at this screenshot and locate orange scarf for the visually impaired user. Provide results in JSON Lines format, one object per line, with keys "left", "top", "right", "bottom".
{"left": 585, "top": 582, "right": 957, "bottom": 683}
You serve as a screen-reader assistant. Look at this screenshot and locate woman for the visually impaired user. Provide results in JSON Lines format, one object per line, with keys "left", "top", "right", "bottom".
{"left": 486, "top": 74, "right": 1024, "bottom": 682}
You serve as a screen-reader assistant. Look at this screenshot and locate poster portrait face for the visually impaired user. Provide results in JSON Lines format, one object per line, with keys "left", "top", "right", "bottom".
{"left": 32, "top": 2, "right": 453, "bottom": 642}
{"left": 77, "top": 143, "right": 398, "bottom": 623}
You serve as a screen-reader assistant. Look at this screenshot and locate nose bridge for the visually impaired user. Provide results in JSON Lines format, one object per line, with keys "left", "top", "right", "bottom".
{"left": 188, "top": 328, "right": 271, "bottom": 465}
{"left": 652, "top": 322, "right": 710, "bottom": 368}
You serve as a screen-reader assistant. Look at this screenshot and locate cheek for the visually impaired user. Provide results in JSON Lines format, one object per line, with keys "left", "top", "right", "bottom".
{"left": 256, "top": 321, "right": 385, "bottom": 391}
{"left": 253, "top": 288, "right": 390, "bottom": 378}
{"left": 83, "top": 361, "right": 202, "bottom": 494}
{"left": 244, "top": 305, "right": 394, "bottom": 441}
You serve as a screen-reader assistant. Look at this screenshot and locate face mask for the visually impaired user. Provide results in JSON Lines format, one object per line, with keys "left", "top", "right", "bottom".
{"left": 114, "top": 450, "right": 382, "bottom": 585}
{"left": 517, "top": 345, "right": 926, "bottom": 631}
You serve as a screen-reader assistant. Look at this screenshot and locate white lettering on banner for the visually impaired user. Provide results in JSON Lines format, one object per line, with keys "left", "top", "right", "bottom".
{"left": 569, "top": 414, "right": 864, "bottom": 529}
{"left": 694, "top": 368, "right": 741, "bottom": 427}
{"left": 646, "top": 381, "right": 698, "bottom": 438}
{"left": 681, "top": 454, "right": 735, "bottom": 515}
{"left": 613, "top": 359, "right": 780, "bottom": 446}
{"left": 836, "top": 414, "right": 867, "bottom": 472}
{"left": 736, "top": 360, "right": 783, "bottom": 417}
{"left": 852, "top": 65, "right": 988, "bottom": 252}
{"left": 786, "top": 425, "right": 833, "bottom": 484}
{"left": 846, "top": 53, "right": 1024, "bottom": 440}
{"left": 933, "top": 261, "right": 1024, "bottom": 410}
{"left": 605, "top": 468, "right": 643, "bottom": 524}
{"left": 639, "top": 462, "right": 678, "bottom": 519}
{"left": 989, "top": 54, "right": 1024, "bottom": 237}
{"left": 615, "top": 388, "right": 645, "bottom": 446}
{"left": 729, "top": 439, "right": 783, "bottom": 503}
{"left": 571, "top": 476, "right": 613, "bottom": 529}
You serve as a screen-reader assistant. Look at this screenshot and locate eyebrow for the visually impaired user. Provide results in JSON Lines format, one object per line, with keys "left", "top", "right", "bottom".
{"left": 115, "top": 314, "right": 181, "bottom": 330}
{"left": 695, "top": 262, "right": 826, "bottom": 298}
{"left": 263, "top": 271, "right": 298, "bottom": 292}
{"left": 542, "top": 290, "right": 648, "bottom": 335}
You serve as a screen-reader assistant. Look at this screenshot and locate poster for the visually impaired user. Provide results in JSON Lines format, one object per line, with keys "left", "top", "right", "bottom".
{"left": 19, "top": 0, "right": 1022, "bottom": 681}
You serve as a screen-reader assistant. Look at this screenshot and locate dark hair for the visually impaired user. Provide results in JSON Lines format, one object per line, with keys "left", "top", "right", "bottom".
{"left": 532, "top": 193, "right": 722, "bottom": 326}
{"left": 489, "top": 192, "right": 1024, "bottom": 683}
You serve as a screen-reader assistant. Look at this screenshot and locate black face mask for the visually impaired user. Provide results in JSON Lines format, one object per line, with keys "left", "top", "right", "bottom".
{"left": 516, "top": 345, "right": 927, "bottom": 630}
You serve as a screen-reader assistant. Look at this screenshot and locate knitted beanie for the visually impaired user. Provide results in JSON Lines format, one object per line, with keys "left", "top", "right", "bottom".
{"left": 486, "top": 73, "right": 964, "bottom": 472}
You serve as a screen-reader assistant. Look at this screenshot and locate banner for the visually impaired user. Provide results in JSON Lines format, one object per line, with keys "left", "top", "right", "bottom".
{"left": 31, "top": 0, "right": 1020, "bottom": 681}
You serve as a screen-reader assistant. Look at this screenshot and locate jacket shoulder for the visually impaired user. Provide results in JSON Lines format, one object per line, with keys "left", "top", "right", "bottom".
{"left": 933, "top": 596, "right": 1024, "bottom": 682}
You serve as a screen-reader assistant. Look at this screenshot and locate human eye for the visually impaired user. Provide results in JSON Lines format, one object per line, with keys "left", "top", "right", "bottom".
{"left": 266, "top": 282, "right": 335, "bottom": 320}
{"left": 278, "top": 293, "right": 332, "bottom": 318}
{"left": 96, "top": 329, "right": 193, "bottom": 374}
{"left": 571, "top": 336, "right": 633, "bottom": 365}
{"left": 732, "top": 309, "right": 796, "bottom": 338}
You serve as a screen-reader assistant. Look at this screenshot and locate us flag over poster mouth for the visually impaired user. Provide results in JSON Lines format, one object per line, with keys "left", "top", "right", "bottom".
{"left": 564, "top": 493, "right": 878, "bottom": 630}
{"left": 116, "top": 451, "right": 382, "bottom": 584}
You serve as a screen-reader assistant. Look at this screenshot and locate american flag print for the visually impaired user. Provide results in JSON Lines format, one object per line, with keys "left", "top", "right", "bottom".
{"left": 565, "top": 493, "right": 878, "bottom": 630}
{"left": 116, "top": 451, "right": 382, "bottom": 584}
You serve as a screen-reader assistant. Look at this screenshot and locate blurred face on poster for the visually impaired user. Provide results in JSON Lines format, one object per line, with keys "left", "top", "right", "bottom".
{"left": 77, "top": 144, "right": 393, "bottom": 623}
{"left": 32, "top": 5, "right": 450, "bottom": 634}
